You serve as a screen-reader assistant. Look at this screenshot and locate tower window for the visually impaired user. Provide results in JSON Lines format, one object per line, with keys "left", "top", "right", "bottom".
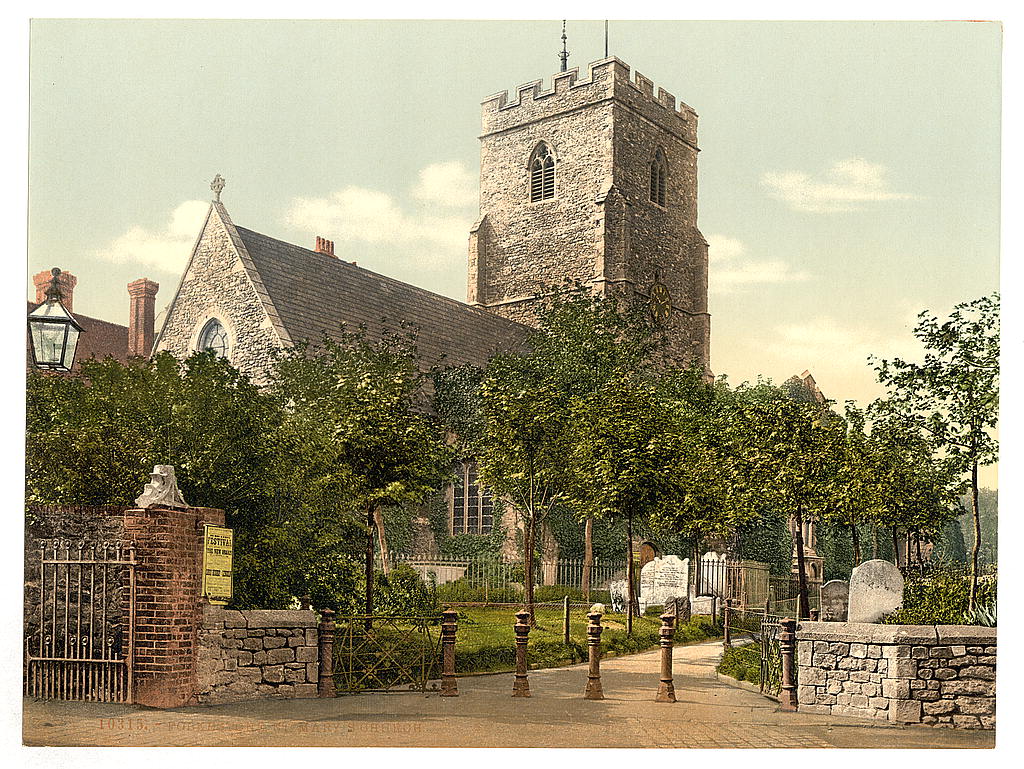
{"left": 197, "top": 318, "right": 230, "bottom": 359}
{"left": 650, "top": 150, "right": 667, "bottom": 207}
{"left": 451, "top": 461, "right": 494, "bottom": 535}
{"left": 529, "top": 143, "right": 556, "bottom": 202}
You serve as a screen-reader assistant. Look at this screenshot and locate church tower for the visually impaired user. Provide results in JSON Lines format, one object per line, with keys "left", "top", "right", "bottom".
{"left": 468, "top": 57, "right": 711, "bottom": 371}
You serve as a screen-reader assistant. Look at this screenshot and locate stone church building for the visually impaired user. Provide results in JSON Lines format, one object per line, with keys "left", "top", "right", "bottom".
{"left": 152, "top": 56, "right": 714, "bottom": 561}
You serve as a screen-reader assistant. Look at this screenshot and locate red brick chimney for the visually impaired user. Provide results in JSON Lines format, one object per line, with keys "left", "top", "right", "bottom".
{"left": 33, "top": 268, "right": 77, "bottom": 311}
{"left": 127, "top": 278, "right": 160, "bottom": 358}
{"left": 315, "top": 236, "right": 335, "bottom": 256}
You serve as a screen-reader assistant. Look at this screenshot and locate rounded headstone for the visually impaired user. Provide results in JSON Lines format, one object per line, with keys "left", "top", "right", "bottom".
{"left": 820, "top": 579, "right": 850, "bottom": 622}
{"left": 847, "top": 560, "right": 903, "bottom": 623}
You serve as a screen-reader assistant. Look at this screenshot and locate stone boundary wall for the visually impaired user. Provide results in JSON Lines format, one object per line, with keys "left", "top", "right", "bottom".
{"left": 796, "top": 621, "right": 996, "bottom": 729}
{"left": 197, "top": 606, "right": 319, "bottom": 705}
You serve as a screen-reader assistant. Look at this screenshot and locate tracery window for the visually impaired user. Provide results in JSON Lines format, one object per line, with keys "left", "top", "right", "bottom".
{"left": 451, "top": 461, "right": 494, "bottom": 535}
{"left": 529, "top": 142, "right": 556, "bottom": 202}
{"left": 197, "top": 318, "right": 230, "bottom": 359}
{"left": 650, "top": 149, "right": 667, "bottom": 207}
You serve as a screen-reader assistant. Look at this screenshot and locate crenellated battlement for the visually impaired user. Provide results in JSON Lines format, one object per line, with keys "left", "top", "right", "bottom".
{"left": 481, "top": 57, "right": 697, "bottom": 137}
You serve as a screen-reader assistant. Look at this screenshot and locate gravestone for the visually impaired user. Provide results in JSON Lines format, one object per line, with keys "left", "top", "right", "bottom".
{"left": 639, "top": 555, "right": 689, "bottom": 610}
{"left": 608, "top": 580, "right": 628, "bottom": 613}
{"left": 820, "top": 579, "right": 850, "bottom": 621}
{"left": 699, "top": 551, "right": 727, "bottom": 597}
{"left": 847, "top": 560, "right": 903, "bottom": 623}
{"left": 690, "top": 595, "right": 716, "bottom": 616}
{"left": 663, "top": 595, "right": 691, "bottom": 624}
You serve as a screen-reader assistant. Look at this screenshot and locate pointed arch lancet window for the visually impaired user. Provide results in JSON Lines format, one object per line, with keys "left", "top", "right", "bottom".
{"left": 650, "top": 150, "right": 667, "bottom": 207}
{"left": 197, "top": 318, "right": 230, "bottom": 360}
{"left": 530, "top": 143, "right": 556, "bottom": 202}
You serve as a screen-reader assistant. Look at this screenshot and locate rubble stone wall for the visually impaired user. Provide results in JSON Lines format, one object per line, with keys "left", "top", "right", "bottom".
{"left": 197, "top": 606, "right": 319, "bottom": 705}
{"left": 796, "top": 621, "right": 995, "bottom": 729}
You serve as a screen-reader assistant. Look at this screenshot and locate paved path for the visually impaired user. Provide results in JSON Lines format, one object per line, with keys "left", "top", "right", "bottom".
{"left": 23, "top": 639, "right": 994, "bottom": 748}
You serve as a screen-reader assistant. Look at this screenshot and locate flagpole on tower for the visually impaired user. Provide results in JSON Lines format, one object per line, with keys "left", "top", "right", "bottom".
{"left": 604, "top": 20, "right": 609, "bottom": 58}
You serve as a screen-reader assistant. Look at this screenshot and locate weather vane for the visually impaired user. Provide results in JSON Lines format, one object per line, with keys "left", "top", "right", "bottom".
{"left": 559, "top": 20, "right": 569, "bottom": 72}
{"left": 210, "top": 174, "right": 226, "bottom": 202}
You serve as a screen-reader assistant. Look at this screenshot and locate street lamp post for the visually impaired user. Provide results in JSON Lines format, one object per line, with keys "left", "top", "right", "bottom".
{"left": 28, "top": 267, "right": 84, "bottom": 372}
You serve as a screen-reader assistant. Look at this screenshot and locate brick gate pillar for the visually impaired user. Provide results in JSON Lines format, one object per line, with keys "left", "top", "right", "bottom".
{"left": 123, "top": 504, "right": 225, "bottom": 708}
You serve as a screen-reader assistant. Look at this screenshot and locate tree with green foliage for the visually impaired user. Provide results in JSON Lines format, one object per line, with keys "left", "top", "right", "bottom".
{"left": 561, "top": 373, "right": 684, "bottom": 633}
{"left": 271, "top": 332, "right": 451, "bottom": 622}
{"left": 872, "top": 294, "right": 998, "bottom": 609}
{"left": 26, "top": 351, "right": 364, "bottom": 609}
{"left": 730, "top": 382, "right": 846, "bottom": 618}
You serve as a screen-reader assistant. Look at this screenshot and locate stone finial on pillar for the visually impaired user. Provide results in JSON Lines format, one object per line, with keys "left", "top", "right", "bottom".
{"left": 655, "top": 610, "right": 677, "bottom": 703}
{"left": 318, "top": 609, "right": 336, "bottom": 698}
{"left": 512, "top": 608, "right": 531, "bottom": 697}
{"left": 584, "top": 605, "right": 605, "bottom": 700}
{"left": 135, "top": 465, "right": 188, "bottom": 509}
{"left": 441, "top": 609, "right": 459, "bottom": 697}
{"left": 779, "top": 617, "right": 798, "bottom": 712}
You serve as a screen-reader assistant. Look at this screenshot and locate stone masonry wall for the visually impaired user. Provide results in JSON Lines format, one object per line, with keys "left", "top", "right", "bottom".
{"left": 797, "top": 621, "right": 996, "bottom": 729}
{"left": 154, "top": 203, "right": 286, "bottom": 385}
{"left": 197, "top": 606, "right": 319, "bottom": 705}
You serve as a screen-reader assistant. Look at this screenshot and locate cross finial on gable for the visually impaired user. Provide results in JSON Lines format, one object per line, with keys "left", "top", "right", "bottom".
{"left": 210, "top": 174, "right": 226, "bottom": 202}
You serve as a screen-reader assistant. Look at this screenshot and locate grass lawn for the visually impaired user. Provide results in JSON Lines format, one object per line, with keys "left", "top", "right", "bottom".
{"left": 452, "top": 607, "right": 723, "bottom": 674}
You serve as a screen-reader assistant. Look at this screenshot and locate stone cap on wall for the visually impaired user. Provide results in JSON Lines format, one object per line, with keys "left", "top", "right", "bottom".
{"left": 796, "top": 621, "right": 996, "bottom": 645}
{"left": 202, "top": 604, "right": 317, "bottom": 629}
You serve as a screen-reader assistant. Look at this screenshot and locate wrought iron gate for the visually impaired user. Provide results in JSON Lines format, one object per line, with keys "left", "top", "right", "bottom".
{"left": 24, "top": 540, "right": 136, "bottom": 702}
{"left": 759, "top": 613, "right": 782, "bottom": 697}
{"left": 333, "top": 615, "right": 441, "bottom": 693}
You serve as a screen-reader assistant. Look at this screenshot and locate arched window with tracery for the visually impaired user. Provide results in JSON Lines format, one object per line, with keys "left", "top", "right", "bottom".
{"left": 197, "top": 318, "right": 230, "bottom": 360}
{"left": 650, "top": 149, "right": 667, "bottom": 207}
{"left": 529, "top": 142, "right": 556, "bottom": 202}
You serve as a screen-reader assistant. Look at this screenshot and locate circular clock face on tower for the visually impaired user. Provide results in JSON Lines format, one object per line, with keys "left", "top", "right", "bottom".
{"left": 649, "top": 282, "right": 671, "bottom": 325}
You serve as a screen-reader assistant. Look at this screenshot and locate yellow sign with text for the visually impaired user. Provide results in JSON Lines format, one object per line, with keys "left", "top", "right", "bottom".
{"left": 202, "top": 525, "right": 234, "bottom": 605}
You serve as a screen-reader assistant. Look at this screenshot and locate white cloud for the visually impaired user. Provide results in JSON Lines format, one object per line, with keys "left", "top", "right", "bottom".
{"left": 411, "top": 161, "right": 478, "bottom": 208}
{"left": 93, "top": 200, "right": 208, "bottom": 273}
{"left": 706, "top": 233, "right": 811, "bottom": 294}
{"left": 283, "top": 163, "right": 478, "bottom": 271}
{"left": 760, "top": 157, "right": 918, "bottom": 213}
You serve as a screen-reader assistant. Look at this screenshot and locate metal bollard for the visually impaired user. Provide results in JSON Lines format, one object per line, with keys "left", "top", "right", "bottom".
{"left": 440, "top": 609, "right": 459, "bottom": 697}
{"left": 317, "top": 608, "right": 336, "bottom": 698}
{"left": 584, "top": 608, "right": 605, "bottom": 700}
{"left": 655, "top": 610, "right": 677, "bottom": 703}
{"left": 779, "top": 617, "right": 798, "bottom": 712}
{"left": 512, "top": 608, "right": 531, "bottom": 697}
{"left": 723, "top": 598, "right": 732, "bottom": 648}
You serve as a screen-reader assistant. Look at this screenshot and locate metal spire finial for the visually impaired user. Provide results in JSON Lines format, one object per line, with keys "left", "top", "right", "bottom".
{"left": 210, "top": 174, "right": 226, "bottom": 202}
{"left": 46, "top": 267, "right": 62, "bottom": 302}
{"left": 559, "top": 20, "right": 569, "bottom": 72}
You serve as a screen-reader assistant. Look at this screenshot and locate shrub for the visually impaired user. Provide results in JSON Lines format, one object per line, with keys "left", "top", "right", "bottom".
{"left": 373, "top": 563, "right": 439, "bottom": 615}
{"left": 717, "top": 642, "right": 761, "bottom": 685}
{"left": 882, "top": 570, "right": 997, "bottom": 625}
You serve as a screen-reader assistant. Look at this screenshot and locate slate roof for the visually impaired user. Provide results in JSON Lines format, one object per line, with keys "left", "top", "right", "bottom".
{"left": 26, "top": 301, "right": 129, "bottom": 372}
{"left": 234, "top": 226, "right": 530, "bottom": 370}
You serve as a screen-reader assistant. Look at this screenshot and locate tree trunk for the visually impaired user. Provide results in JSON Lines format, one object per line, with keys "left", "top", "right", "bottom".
{"left": 872, "top": 524, "right": 878, "bottom": 559}
{"left": 851, "top": 523, "right": 861, "bottom": 567}
{"left": 915, "top": 530, "right": 925, "bottom": 575}
{"left": 891, "top": 526, "right": 900, "bottom": 568}
{"left": 524, "top": 512, "right": 536, "bottom": 626}
{"left": 969, "top": 460, "right": 981, "bottom": 612}
{"left": 373, "top": 506, "right": 390, "bottom": 576}
{"left": 626, "top": 512, "right": 635, "bottom": 636}
{"left": 582, "top": 516, "right": 594, "bottom": 602}
{"left": 364, "top": 507, "right": 375, "bottom": 631}
{"left": 793, "top": 504, "right": 810, "bottom": 620}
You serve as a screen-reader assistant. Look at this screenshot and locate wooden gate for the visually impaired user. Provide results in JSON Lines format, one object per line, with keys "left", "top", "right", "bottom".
{"left": 24, "top": 540, "right": 136, "bottom": 702}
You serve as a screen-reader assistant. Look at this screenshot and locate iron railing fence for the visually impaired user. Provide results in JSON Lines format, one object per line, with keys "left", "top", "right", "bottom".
{"left": 381, "top": 551, "right": 779, "bottom": 610}
{"left": 331, "top": 614, "right": 442, "bottom": 693}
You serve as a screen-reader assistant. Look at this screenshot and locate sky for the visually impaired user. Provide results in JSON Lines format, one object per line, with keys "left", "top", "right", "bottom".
{"left": 24, "top": 18, "right": 1002, "bottom": 483}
